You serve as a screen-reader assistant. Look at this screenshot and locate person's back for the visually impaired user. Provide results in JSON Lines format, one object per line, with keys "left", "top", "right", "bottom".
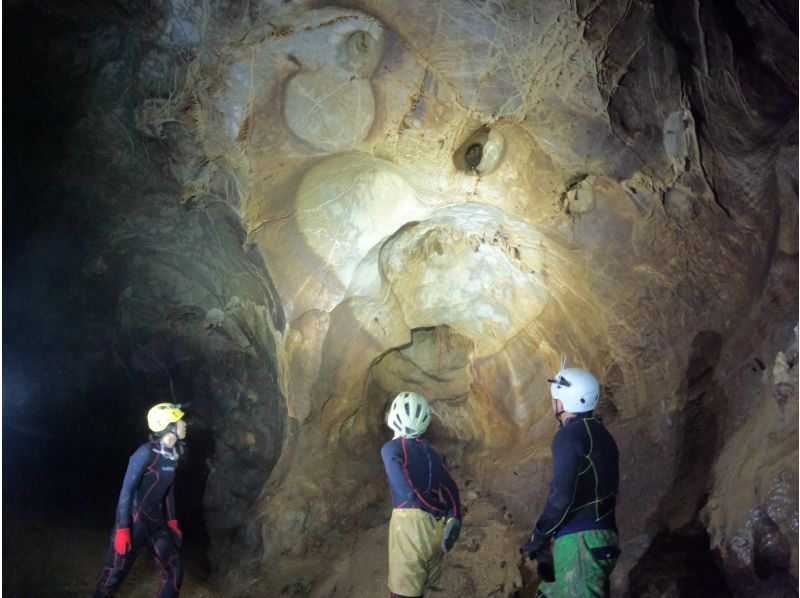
{"left": 524, "top": 366, "right": 621, "bottom": 598}
{"left": 380, "top": 392, "right": 461, "bottom": 598}
{"left": 543, "top": 414, "right": 618, "bottom": 539}
{"left": 381, "top": 435, "right": 459, "bottom": 518}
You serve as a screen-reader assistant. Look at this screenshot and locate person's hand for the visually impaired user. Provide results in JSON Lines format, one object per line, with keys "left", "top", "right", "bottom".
{"left": 523, "top": 531, "right": 548, "bottom": 560}
{"left": 535, "top": 551, "right": 556, "bottom": 583}
{"left": 167, "top": 519, "right": 183, "bottom": 548}
{"left": 441, "top": 517, "right": 461, "bottom": 553}
{"left": 114, "top": 528, "right": 132, "bottom": 555}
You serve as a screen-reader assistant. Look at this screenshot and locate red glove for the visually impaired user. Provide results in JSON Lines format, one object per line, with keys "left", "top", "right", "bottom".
{"left": 167, "top": 519, "right": 183, "bottom": 548}
{"left": 167, "top": 519, "right": 182, "bottom": 537}
{"left": 114, "top": 528, "right": 131, "bottom": 555}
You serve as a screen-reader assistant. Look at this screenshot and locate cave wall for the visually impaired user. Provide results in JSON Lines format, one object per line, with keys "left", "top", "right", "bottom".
{"left": 3, "top": 0, "right": 797, "bottom": 595}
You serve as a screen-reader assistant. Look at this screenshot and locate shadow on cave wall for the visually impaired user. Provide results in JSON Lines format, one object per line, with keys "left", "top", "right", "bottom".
{"left": 627, "top": 331, "right": 732, "bottom": 597}
{"left": 3, "top": 0, "right": 288, "bottom": 585}
{"left": 4, "top": 324, "right": 287, "bottom": 587}
{"left": 363, "top": 325, "right": 474, "bottom": 458}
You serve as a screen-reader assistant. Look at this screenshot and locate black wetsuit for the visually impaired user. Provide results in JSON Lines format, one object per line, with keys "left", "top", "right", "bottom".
{"left": 382, "top": 437, "right": 461, "bottom": 598}
{"left": 94, "top": 440, "right": 184, "bottom": 597}
{"left": 533, "top": 413, "right": 619, "bottom": 539}
{"left": 381, "top": 436, "right": 461, "bottom": 520}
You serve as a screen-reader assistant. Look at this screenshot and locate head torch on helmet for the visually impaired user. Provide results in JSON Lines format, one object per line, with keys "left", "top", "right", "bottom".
{"left": 547, "top": 375, "right": 571, "bottom": 387}
{"left": 549, "top": 368, "right": 599, "bottom": 413}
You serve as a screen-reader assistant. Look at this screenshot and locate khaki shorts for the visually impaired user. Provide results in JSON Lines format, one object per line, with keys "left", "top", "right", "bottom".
{"left": 388, "top": 508, "right": 446, "bottom": 596}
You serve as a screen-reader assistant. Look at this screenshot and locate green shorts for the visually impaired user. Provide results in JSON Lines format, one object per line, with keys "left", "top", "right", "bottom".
{"left": 535, "top": 529, "right": 619, "bottom": 598}
{"left": 388, "top": 508, "right": 446, "bottom": 596}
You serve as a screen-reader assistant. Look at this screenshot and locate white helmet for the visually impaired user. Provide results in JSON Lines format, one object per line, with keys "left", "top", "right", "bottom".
{"left": 387, "top": 391, "right": 432, "bottom": 439}
{"left": 549, "top": 368, "right": 599, "bottom": 413}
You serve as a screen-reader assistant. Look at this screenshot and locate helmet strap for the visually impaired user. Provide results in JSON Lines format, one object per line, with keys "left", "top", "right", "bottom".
{"left": 151, "top": 422, "right": 181, "bottom": 453}
{"left": 554, "top": 409, "right": 566, "bottom": 427}
{"left": 152, "top": 441, "right": 179, "bottom": 460}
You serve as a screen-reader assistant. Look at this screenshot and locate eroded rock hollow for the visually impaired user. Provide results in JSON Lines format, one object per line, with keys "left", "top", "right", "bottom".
{"left": 4, "top": 0, "right": 797, "bottom": 596}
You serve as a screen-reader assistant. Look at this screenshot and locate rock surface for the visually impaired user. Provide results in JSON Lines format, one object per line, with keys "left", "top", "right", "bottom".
{"left": 3, "top": 0, "right": 796, "bottom": 595}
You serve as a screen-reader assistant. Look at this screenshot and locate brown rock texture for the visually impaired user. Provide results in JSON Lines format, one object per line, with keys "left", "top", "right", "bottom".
{"left": 3, "top": 0, "right": 796, "bottom": 595}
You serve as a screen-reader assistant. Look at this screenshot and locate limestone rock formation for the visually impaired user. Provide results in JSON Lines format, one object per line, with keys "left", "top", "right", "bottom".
{"left": 3, "top": 0, "right": 797, "bottom": 595}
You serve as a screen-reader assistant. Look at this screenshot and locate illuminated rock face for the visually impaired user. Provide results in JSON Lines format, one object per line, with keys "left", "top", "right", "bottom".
{"left": 214, "top": 1, "right": 796, "bottom": 592}
{"left": 7, "top": 0, "right": 796, "bottom": 594}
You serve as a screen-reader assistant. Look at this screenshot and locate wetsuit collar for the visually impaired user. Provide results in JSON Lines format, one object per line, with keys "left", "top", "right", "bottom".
{"left": 152, "top": 439, "right": 180, "bottom": 460}
{"left": 562, "top": 411, "right": 595, "bottom": 427}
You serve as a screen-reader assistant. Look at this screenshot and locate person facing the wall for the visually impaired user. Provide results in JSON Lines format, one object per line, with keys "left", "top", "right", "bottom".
{"left": 524, "top": 365, "right": 620, "bottom": 597}
{"left": 94, "top": 402, "right": 187, "bottom": 598}
{"left": 381, "top": 391, "right": 462, "bottom": 598}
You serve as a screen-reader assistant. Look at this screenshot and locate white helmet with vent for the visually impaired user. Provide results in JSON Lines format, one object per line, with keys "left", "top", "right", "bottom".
{"left": 549, "top": 368, "right": 600, "bottom": 413}
{"left": 387, "top": 391, "right": 432, "bottom": 439}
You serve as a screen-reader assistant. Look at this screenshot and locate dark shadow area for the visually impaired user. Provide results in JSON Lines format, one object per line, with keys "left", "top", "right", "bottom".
{"left": 175, "top": 423, "right": 216, "bottom": 580}
{"left": 3, "top": 1, "right": 286, "bottom": 591}
{"left": 626, "top": 331, "right": 733, "bottom": 597}
{"left": 656, "top": 331, "right": 724, "bottom": 528}
{"left": 2, "top": 355, "right": 217, "bottom": 594}
{"left": 626, "top": 521, "right": 732, "bottom": 597}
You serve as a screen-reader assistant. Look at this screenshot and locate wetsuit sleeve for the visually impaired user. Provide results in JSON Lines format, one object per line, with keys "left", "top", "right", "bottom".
{"left": 165, "top": 484, "right": 177, "bottom": 521}
{"left": 381, "top": 440, "right": 413, "bottom": 506}
{"left": 114, "top": 444, "right": 151, "bottom": 529}
{"left": 440, "top": 461, "right": 461, "bottom": 520}
{"left": 533, "top": 429, "right": 584, "bottom": 537}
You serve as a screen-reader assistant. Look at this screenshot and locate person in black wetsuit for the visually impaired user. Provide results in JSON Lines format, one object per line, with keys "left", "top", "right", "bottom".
{"left": 381, "top": 391, "right": 461, "bottom": 598}
{"left": 94, "top": 403, "right": 187, "bottom": 598}
{"left": 523, "top": 365, "right": 620, "bottom": 597}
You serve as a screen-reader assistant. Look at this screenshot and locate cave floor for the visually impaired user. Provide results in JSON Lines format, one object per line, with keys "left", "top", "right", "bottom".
{"left": 3, "top": 492, "right": 538, "bottom": 597}
{"left": 3, "top": 506, "right": 216, "bottom": 597}
{"left": 3, "top": 492, "right": 746, "bottom": 597}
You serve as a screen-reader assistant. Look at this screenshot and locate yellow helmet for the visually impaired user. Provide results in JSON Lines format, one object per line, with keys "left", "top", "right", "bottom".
{"left": 147, "top": 403, "right": 185, "bottom": 432}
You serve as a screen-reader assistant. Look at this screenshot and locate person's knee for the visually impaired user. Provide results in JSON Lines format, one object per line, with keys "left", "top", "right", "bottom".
{"left": 94, "top": 567, "right": 127, "bottom": 598}
{"left": 169, "top": 559, "right": 184, "bottom": 586}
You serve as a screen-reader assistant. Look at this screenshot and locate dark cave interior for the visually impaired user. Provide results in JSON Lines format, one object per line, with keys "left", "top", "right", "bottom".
{"left": 3, "top": 0, "right": 798, "bottom": 596}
